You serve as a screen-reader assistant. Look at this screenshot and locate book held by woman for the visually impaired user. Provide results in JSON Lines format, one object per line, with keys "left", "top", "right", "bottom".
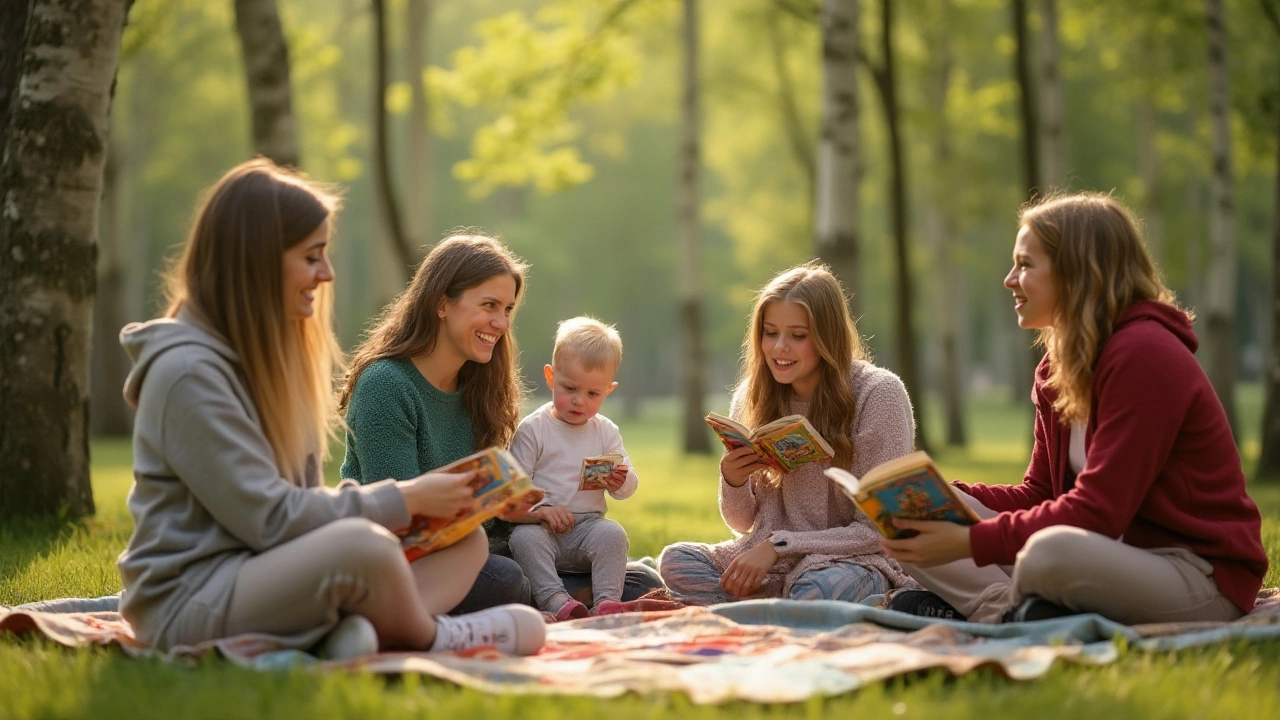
{"left": 824, "top": 451, "right": 980, "bottom": 539}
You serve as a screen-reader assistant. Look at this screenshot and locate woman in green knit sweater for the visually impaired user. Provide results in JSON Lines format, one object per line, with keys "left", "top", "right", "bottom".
{"left": 339, "top": 235, "right": 531, "bottom": 612}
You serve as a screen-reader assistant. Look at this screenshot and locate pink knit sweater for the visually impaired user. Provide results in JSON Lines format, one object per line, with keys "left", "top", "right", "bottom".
{"left": 709, "top": 361, "right": 919, "bottom": 597}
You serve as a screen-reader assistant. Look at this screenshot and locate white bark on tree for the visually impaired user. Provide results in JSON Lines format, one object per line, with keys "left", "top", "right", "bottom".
{"left": 814, "top": 0, "right": 862, "bottom": 319}
{"left": 0, "top": 0, "right": 130, "bottom": 518}
{"left": 678, "top": 0, "right": 709, "bottom": 453}
{"left": 1204, "top": 0, "right": 1238, "bottom": 437}
{"left": 233, "top": 0, "right": 300, "bottom": 167}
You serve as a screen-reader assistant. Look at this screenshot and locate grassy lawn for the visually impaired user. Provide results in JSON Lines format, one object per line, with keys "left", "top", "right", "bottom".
{"left": 2, "top": 389, "right": 1279, "bottom": 719}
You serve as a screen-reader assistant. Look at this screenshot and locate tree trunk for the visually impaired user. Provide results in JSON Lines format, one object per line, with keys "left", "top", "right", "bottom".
{"left": 371, "top": 0, "right": 415, "bottom": 275}
{"left": 1204, "top": 0, "right": 1238, "bottom": 438}
{"left": 870, "top": 0, "right": 927, "bottom": 451}
{"left": 232, "top": 0, "right": 299, "bottom": 167}
{"left": 406, "top": 0, "right": 433, "bottom": 241}
{"left": 1254, "top": 0, "right": 1280, "bottom": 476}
{"left": 678, "top": 0, "right": 710, "bottom": 454}
{"left": 91, "top": 133, "right": 134, "bottom": 435}
{"left": 1135, "top": 95, "right": 1166, "bottom": 264}
{"left": 926, "top": 0, "right": 966, "bottom": 447}
{"left": 1038, "top": 0, "right": 1065, "bottom": 190}
{"left": 814, "top": 0, "right": 862, "bottom": 319}
{"left": 0, "top": 0, "right": 131, "bottom": 518}
{"left": 1010, "top": 0, "right": 1043, "bottom": 407}
{"left": 0, "top": 0, "right": 31, "bottom": 135}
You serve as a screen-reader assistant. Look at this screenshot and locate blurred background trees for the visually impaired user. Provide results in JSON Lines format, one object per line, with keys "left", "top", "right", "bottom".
{"left": 6, "top": 0, "right": 1280, "bottom": 515}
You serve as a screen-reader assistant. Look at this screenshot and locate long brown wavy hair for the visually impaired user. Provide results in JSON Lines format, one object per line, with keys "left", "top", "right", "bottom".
{"left": 164, "top": 158, "right": 343, "bottom": 482}
{"left": 737, "top": 262, "right": 867, "bottom": 480}
{"left": 340, "top": 234, "right": 528, "bottom": 449}
{"left": 1021, "top": 192, "right": 1181, "bottom": 423}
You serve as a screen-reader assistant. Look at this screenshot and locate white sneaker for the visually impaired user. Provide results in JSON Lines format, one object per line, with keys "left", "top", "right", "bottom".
{"left": 318, "top": 614, "right": 379, "bottom": 660}
{"left": 430, "top": 604, "right": 546, "bottom": 656}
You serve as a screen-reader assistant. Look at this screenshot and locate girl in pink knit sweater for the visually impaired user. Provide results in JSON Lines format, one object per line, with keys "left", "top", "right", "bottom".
{"left": 658, "top": 262, "right": 920, "bottom": 604}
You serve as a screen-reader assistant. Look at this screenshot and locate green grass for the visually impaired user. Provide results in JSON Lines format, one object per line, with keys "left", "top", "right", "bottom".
{"left": 2, "top": 389, "right": 1280, "bottom": 719}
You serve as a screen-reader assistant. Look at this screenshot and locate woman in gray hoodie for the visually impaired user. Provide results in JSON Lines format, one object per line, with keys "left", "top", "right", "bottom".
{"left": 116, "top": 159, "right": 544, "bottom": 658}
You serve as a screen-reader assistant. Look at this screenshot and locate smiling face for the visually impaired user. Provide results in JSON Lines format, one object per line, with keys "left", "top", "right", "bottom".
{"left": 544, "top": 358, "right": 618, "bottom": 426}
{"left": 1004, "top": 224, "right": 1060, "bottom": 330}
{"left": 281, "top": 220, "right": 334, "bottom": 320}
{"left": 436, "top": 273, "right": 518, "bottom": 366}
{"left": 760, "top": 300, "right": 823, "bottom": 399}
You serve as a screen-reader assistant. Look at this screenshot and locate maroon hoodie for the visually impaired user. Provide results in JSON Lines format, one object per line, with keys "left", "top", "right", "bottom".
{"left": 957, "top": 300, "right": 1268, "bottom": 613}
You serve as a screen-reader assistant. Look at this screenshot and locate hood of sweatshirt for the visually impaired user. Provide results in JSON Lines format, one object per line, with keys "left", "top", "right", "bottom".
{"left": 1114, "top": 299, "right": 1197, "bottom": 354}
{"left": 120, "top": 313, "right": 237, "bottom": 409}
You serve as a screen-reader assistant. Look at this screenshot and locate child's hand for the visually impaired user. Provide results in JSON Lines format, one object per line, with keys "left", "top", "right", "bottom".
{"left": 537, "top": 505, "right": 576, "bottom": 534}
{"left": 720, "top": 541, "right": 779, "bottom": 597}
{"left": 603, "top": 464, "right": 629, "bottom": 492}
{"left": 720, "top": 446, "right": 766, "bottom": 487}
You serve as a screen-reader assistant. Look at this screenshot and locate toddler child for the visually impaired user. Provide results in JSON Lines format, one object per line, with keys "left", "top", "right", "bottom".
{"left": 507, "top": 317, "right": 639, "bottom": 621}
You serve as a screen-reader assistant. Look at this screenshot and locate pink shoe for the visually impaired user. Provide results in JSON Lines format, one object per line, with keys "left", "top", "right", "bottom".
{"left": 589, "top": 599, "right": 629, "bottom": 617}
{"left": 554, "top": 599, "right": 590, "bottom": 622}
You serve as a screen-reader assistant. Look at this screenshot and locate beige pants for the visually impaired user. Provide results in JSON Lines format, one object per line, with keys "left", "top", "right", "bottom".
{"left": 903, "top": 490, "right": 1243, "bottom": 624}
{"left": 221, "top": 517, "right": 487, "bottom": 650}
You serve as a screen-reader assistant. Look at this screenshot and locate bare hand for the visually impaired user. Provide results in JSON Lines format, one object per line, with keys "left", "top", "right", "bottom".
{"left": 537, "top": 505, "right": 576, "bottom": 534}
{"left": 720, "top": 446, "right": 767, "bottom": 487}
{"left": 720, "top": 541, "right": 779, "bottom": 597}
{"left": 880, "top": 518, "right": 973, "bottom": 567}
{"left": 603, "top": 464, "right": 628, "bottom": 493}
{"left": 399, "top": 470, "right": 476, "bottom": 519}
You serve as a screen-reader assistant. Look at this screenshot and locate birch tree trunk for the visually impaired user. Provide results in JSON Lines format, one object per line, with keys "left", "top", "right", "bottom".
{"left": 814, "top": 0, "right": 862, "bottom": 319}
{"left": 678, "top": 0, "right": 709, "bottom": 453}
{"left": 1204, "top": 0, "right": 1238, "bottom": 438}
{"left": 233, "top": 0, "right": 299, "bottom": 167}
{"left": 0, "top": 0, "right": 130, "bottom": 518}
{"left": 406, "top": 0, "right": 433, "bottom": 241}
{"left": 926, "top": 0, "right": 966, "bottom": 447}
{"left": 1038, "top": 0, "right": 1065, "bottom": 190}
{"left": 1254, "top": 0, "right": 1280, "bottom": 476}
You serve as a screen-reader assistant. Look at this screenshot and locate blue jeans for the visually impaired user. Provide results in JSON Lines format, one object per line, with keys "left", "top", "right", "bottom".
{"left": 659, "top": 542, "right": 888, "bottom": 605}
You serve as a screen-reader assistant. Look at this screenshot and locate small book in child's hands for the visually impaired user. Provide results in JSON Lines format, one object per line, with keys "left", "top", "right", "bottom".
{"left": 705, "top": 412, "right": 834, "bottom": 473}
{"left": 396, "top": 447, "right": 546, "bottom": 562}
{"left": 580, "top": 453, "right": 625, "bottom": 490}
{"left": 824, "top": 450, "right": 981, "bottom": 539}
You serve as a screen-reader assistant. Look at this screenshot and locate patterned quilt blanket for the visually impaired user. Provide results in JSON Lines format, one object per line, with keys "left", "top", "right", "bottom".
{"left": 3, "top": 589, "right": 1279, "bottom": 704}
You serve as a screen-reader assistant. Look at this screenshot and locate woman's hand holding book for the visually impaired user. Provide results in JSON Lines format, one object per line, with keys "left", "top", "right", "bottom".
{"left": 398, "top": 470, "right": 477, "bottom": 519}
{"left": 720, "top": 446, "right": 767, "bottom": 487}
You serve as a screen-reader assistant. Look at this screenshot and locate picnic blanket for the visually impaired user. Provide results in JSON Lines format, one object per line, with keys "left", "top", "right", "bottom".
{"left": 4, "top": 589, "right": 1279, "bottom": 704}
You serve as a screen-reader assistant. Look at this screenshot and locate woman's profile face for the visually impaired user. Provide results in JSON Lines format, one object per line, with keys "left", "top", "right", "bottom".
{"left": 1004, "top": 224, "right": 1059, "bottom": 330}
{"left": 436, "top": 273, "right": 518, "bottom": 365}
{"left": 281, "top": 221, "right": 334, "bottom": 321}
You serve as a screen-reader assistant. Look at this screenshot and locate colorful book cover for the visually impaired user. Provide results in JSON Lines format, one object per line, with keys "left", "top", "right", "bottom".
{"left": 579, "top": 453, "right": 625, "bottom": 491}
{"left": 397, "top": 447, "right": 545, "bottom": 562}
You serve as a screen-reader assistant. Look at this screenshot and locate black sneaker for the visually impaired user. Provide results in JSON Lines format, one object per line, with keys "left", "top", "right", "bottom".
{"left": 1001, "top": 595, "right": 1077, "bottom": 623}
{"left": 887, "top": 590, "right": 967, "bottom": 621}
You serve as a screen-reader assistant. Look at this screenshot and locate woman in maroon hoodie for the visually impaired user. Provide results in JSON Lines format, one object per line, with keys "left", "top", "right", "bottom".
{"left": 882, "top": 192, "right": 1268, "bottom": 624}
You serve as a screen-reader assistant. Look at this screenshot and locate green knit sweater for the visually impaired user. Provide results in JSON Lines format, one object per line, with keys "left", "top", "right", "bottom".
{"left": 340, "top": 358, "right": 475, "bottom": 483}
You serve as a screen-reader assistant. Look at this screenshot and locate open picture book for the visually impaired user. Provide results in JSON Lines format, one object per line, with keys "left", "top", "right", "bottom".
{"left": 396, "top": 447, "right": 545, "bottom": 562}
{"left": 705, "top": 412, "right": 834, "bottom": 473}
{"left": 580, "top": 453, "right": 625, "bottom": 491}
{"left": 824, "top": 450, "right": 981, "bottom": 539}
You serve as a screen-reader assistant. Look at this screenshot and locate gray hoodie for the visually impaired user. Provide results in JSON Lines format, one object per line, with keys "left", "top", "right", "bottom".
{"left": 116, "top": 315, "right": 409, "bottom": 649}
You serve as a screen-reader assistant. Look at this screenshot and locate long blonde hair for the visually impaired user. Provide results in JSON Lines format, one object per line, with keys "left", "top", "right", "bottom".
{"left": 164, "top": 159, "right": 343, "bottom": 482}
{"left": 737, "top": 262, "right": 867, "bottom": 479}
{"left": 1021, "top": 192, "right": 1181, "bottom": 423}
{"left": 340, "top": 234, "right": 528, "bottom": 449}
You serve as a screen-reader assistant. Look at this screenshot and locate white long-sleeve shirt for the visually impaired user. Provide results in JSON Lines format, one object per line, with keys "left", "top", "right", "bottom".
{"left": 508, "top": 402, "right": 638, "bottom": 513}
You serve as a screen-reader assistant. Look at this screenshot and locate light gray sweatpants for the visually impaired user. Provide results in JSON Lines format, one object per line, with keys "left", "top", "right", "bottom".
{"left": 903, "top": 489, "right": 1243, "bottom": 624}
{"left": 509, "top": 512, "right": 629, "bottom": 611}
